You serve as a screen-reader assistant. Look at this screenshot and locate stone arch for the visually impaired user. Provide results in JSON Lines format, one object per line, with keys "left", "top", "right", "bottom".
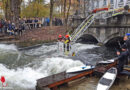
{"left": 103, "top": 32, "right": 121, "bottom": 44}
{"left": 76, "top": 34, "right": 99, "bottom": 44}
{"left": 105, "top": 36, "right": 124, "bottom": 47}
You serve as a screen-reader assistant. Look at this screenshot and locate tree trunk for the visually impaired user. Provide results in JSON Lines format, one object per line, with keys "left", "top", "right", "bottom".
{"left": 66, "top": 0, "right": 71, "bottom": 28}
{"left": 9, "top": 0, "right": 21, "bottom": 27}
{"left": 63, "top": 0, "right": 66, "bottom": 25}
{"left": 3, "top": 0, "right": 11, "bottom": 20}
{"left": 60, "top": 0, "right": 63, "bottom": 17}
{"left": 50, "top": 0, "right": 54, "bottom": 27}
{"left": 5, "top": 1, "right": 9, "bottom": 20}
{"left": 84, "top": 0, "right": 86, "bottom": 17}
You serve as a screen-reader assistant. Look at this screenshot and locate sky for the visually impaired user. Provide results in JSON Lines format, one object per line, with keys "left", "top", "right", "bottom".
{"left": 44, "top": 0, "right": 50, "bottom": 4}
{"left": 24, "top": 0, "right": 50, "bottom": 4}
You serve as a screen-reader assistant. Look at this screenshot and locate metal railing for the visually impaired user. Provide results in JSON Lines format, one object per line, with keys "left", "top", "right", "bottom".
{"left": 70, "top": 6, "right": 126, "bottom": 42}
{"left": 71, "top": 14, "right": 95, "bottom": 42}
{"left": 71, "top": 15, "right": 93, "bottom": 38}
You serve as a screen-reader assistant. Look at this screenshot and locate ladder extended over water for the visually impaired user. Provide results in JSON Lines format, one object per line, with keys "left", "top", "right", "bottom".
{"left": 70, "top": 7, "right": 125, "bottom": 42}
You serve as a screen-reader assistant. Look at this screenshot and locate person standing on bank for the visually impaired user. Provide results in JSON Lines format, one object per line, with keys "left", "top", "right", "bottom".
{"left": 116, "top": 50, "right": 129, "bottom": 74}
{"left": 121, "top": 34, "right": 130, "bottom": 64}
{"left": 121, "top": 45, "right": 129, "bottom": 65}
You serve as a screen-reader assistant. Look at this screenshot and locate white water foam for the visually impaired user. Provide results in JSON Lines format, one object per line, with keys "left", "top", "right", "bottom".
{"left": 24, "top": 43, "right": 99, "bottom": 57}
{"left": 0, "top": 43, "right": 99, "bottom": 89}
{"left": 0, "top": 44, "right": 17, "bottom": 51}
{"left": 72, "top": 43, "right": 99, "bottom": 52}
{"left": 37, "top": 57, "right": 84, "bottom": 75}
{"left": 0, "top": 44, "right": 21, "bottom": 63}
{"left": 0, "top": 57, "right": 84, "bottom": 89}
{"left": 24, "top": 44, "right": 57, "bottom": 56}
{"left": 0, "top": 64, "right": 44, "bottom": 88}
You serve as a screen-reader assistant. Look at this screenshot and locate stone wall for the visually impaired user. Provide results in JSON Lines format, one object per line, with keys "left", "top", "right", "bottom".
{"left": 83, "top": 14, "right": 130, "bottom": 44}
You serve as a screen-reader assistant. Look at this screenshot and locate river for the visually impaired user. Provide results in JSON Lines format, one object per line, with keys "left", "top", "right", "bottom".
{"left": 0, "top": 43, "right": 129, "bottom": 90}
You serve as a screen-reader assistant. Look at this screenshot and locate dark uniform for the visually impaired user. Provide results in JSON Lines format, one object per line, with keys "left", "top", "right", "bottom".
{"left": 66, "top": 37, "right": 71, "bottom": 51}
{"left": 64, "top": 35, "right": 71, "bottom": 52}
{"left": 121, "top": 38, "right": 130, "bottom": 64}
{"left": 122, "top": 38, "right": 130, "bottom": 54}
{"left": 117, "top": 51, "right": 129, "bottom": 74}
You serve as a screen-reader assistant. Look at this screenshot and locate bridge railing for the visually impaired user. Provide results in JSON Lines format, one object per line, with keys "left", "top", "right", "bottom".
{"left": 70, "top": 6, "right": 127, "bottom": 43}
{"left": 71, "top": 15, "right": 94, "bottom": 38}
{"left": 71, "top": 14, "right": 95, "bottom": 42}
{"left": 95, "top": 7, "right": 124, "bottom": 19}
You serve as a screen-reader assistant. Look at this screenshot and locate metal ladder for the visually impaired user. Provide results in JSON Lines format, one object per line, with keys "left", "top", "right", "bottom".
{"left": 70, "top": 8, "right": 124, "bottom": 42}
{"left": 71, "top": 14, "right": 95, "bottom": 42}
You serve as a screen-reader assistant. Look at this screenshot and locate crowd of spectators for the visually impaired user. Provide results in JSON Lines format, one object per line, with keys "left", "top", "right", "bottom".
{"left": 0, "top": 17, "right": 63, "bottom": 36}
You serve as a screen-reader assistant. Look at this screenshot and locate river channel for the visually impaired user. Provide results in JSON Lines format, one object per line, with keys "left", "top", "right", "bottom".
{"left": 0, "top": 43, "right": 129, "bottom": 90}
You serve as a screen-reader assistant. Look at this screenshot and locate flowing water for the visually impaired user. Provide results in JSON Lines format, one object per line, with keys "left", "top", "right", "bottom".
{"left": 0, "top": 43, "right": 129, "bottom": 90}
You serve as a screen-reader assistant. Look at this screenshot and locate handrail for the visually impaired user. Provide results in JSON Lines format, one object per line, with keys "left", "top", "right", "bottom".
{"left": 71, "top": 15, "right": 94, "bottom": 42}
{"left": 71, "top": 15, "right": 93, "bottom": 37}
{"left": 70, "top": 6, "right": 126, "bottom": 42}
{"left": 71, "top": 16, "right": 93, "bottom": 40}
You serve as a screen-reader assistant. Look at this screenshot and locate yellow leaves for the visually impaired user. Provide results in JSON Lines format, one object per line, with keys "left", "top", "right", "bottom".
{"left": 53, "top": 0, "right": 79, "bottom": 18}
{"left": 0, "top": 1, "right": 2, "bottom": 7}
{"left": 21, "top": 2, "right": 49, "bottom": 18}
{"left": 1, "top": 0, "right": 8, "bottom": 10}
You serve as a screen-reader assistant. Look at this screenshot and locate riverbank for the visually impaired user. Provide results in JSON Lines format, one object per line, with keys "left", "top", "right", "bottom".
{"left": 0, "top": 26, "right": 67, "bottom": 48}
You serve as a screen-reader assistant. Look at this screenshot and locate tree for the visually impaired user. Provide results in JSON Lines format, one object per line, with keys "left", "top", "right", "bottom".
{"left": 2, "top": 0, "right": 22, "bottom": 26}
{"left": 50, "top": 0, "right": 54, "bottom": 27}
{"left": 33, "top": 0, "right": 45, "bottom": 3}
{"left": 83, "top": 0, "right": 86, "bottom": 17}
{"left": 1, "top": 0, "right": 10, "bottom": 20}
{"left": 66, "top": 0, "right": 71, "bottom": 26}
{"left": 21, "top": 1, "right": 49, "bottom": 18}
{"left": 63, "top": 0, "right": 66, "bottom": 24}
{"left": 10, "top": 0, "right": 22, "bottom": 26}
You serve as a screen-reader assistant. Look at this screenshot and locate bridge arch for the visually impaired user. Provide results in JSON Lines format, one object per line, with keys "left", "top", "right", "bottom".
{"left": 105, "top": 36, "right": 124, "bottom": 47}
{"left": 76, "top": 34, "right": 99, "bottom": 44}
{"left": 103, "top": 31, "right": 123, "bottom": 44}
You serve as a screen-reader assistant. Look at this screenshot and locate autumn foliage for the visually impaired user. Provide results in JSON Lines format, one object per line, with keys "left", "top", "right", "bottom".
{"left": 21, "top": 2, "right": 50, "bottom": 18}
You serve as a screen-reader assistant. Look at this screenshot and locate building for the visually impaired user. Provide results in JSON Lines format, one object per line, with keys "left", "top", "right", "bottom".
{"left": 88, "top": 0, "right": 130, "bottom": 11}
{"left": 77, "top": 0, "right": 130, "bottom": 18}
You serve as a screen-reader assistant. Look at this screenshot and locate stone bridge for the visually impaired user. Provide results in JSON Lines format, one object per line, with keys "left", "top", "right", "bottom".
{"left": 78, "top": 13, "right": 130, "bottom": 46}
